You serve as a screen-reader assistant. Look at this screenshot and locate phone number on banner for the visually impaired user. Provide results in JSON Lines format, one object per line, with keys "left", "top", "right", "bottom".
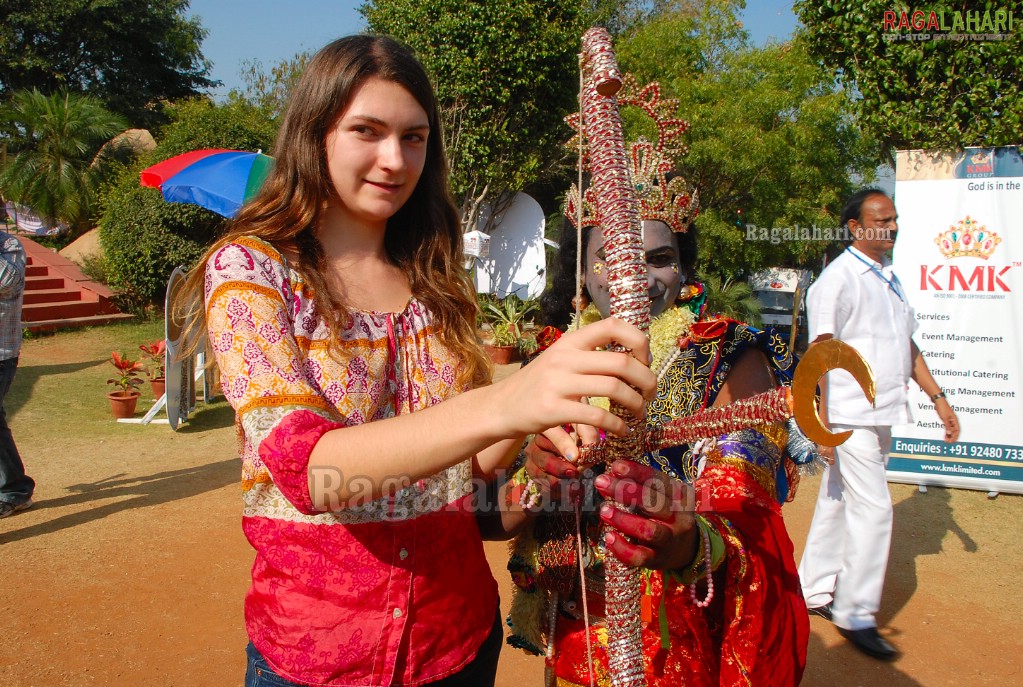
{"left": 891, "top": 438, "right": 1023, "bottom": 463}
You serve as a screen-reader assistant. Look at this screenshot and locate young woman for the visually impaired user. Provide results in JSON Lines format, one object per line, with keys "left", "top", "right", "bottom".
{"left": 178, "top": 35, "right": 655, "bottom": 687}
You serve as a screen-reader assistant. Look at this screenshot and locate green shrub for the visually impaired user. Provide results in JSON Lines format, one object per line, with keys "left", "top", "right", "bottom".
{"left": 99, "top": 164, "right": 225, "bottom": 304}
{"left": 97, "top": 98, "right": 276, "bottom": 305}
{"left": 78, "top": 252, "right": 113, "bottom": 285}
{"left": 703, "top": 274, "right": 763, "bottom": 327}
{"left": 516, "top": 332, "right": 539, "bottom": 356}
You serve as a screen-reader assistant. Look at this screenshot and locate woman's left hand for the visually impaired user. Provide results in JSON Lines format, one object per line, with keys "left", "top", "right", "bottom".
{"left": 593, "top": 459, "right": 699, "bottom": 571}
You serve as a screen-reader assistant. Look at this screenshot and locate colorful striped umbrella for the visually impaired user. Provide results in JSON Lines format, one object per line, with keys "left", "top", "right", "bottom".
{"left": 140, "top": 149, "right": 273, "bottom": 218}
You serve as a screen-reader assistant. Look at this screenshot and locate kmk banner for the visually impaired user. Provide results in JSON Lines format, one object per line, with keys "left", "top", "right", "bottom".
{"left": 891, "top": 147, "right": 1023, "bottom": 493}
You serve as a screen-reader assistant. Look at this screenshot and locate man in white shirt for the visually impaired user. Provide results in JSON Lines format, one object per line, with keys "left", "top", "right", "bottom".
{"left": 798, "top": 189, "right": 960, "bottom": 660}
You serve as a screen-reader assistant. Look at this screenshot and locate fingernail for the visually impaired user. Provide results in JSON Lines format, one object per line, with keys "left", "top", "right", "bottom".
{"left": 648, "top": 350, "right": 654, "bottom": 364}
{"left": 565, "top": 468, "right": 578, "bottom": 478}
{"left": 594, "top": 474, "right": 610, "bottom": 490}
{"left": 605, "top": 532, "right": 615, "bottom": 546}
{"left": 612, "top": 461, "right": 628, "bottom": 476}
{"left": 600, "top": 504, "right": 612, "bottom": 518}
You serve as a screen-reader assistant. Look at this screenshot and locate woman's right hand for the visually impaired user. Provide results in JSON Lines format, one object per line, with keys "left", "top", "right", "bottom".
{"left": 490, "top": 317, "right": 655, "bottom": 460}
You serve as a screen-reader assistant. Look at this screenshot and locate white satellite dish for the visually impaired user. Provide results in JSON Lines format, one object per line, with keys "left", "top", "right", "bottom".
{"left": 120, "top": 267, "right": 214, "bottom": 428}
{"left": 472, "top": 192, "right": 547, "bottom": 300}
{"left": 164, "top": 267, "right": 196, "bottom": 430}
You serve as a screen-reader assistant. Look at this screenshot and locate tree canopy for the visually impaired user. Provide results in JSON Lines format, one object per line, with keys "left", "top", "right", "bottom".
{"left": 615, "top": 0, "right": 878, "bottom": 276}
{"left": 0, "top": 89, "right": 127, "bottom": 231}
{"left": 0, "top": 0, "right": 215, "bottom": 128}
{"left": 234, "top": 53, "right": 312, "bottom": 120}
{"left": 795, "top": 0, "right": 1023, "bottom": 156}
{"left": 361, "top": 0, "right": 588, "bottom": 229}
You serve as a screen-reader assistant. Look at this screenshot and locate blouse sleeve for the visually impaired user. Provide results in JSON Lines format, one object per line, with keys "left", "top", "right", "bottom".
{"left": 205, "top": 240, "right": 343, "bottom": 514}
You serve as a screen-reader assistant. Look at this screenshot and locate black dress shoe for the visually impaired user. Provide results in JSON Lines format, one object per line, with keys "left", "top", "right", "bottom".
{"left": 807, "top": 602, "right": 833, "bottom": 622}
{"left": 838, "top": 627, "right": 898, "bottom": 660}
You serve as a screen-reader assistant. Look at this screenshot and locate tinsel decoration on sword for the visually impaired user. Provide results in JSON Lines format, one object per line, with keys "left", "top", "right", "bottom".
{"left": 575, "top": 27, "right": 649, "bottom": 687}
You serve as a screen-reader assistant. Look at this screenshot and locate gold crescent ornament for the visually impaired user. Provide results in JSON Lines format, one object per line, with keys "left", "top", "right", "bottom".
{"left": 792, "top": 339, "right": 876, "bottom": 447}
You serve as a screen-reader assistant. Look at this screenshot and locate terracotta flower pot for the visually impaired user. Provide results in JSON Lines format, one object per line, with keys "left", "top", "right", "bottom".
{"left": 484, "top": 344, "right": 518, "bottom": 365}
{"left": 106, "top": 391, "right": 141, "bottom": 419}
{"left": 150, "top": 377, "right": 166, "bottom": 400}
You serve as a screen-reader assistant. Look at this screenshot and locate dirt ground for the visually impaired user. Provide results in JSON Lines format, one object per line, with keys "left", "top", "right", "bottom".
{"left": 1, "top": 334, "right": 1021, "bottom": 686}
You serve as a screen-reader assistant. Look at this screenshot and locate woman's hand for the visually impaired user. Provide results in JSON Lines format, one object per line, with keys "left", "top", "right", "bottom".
{"left": 593, "top": 460, "right": 698, "bottom": 571}
{"left": 491, "top": 317, "right": 655, "bottom": 459}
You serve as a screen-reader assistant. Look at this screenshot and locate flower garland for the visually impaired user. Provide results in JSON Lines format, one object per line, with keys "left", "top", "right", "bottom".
{"left": 573, "top": 302, "right": 697, "bottom": 412}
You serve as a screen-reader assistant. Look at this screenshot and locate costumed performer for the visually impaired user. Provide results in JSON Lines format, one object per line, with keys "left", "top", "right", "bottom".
{"left": 494, "top": 77, "right": 815, "bottom": 687}
{"left": 177, "top": 35, "right": 657, "bottom": 687}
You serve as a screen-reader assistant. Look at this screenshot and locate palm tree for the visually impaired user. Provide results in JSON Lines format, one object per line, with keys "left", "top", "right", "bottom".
{"left": 0, "top": 89, "right": 127, "bottom": 234}
{"left": 703, "top": 273, "right": 763, "bottom": 327}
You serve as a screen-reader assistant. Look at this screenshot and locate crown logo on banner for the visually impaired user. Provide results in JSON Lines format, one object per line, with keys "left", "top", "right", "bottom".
{"left": 970, "top": 151, "right": 992, "bottom": 165}
{"left": 934, "top": 216, "right": 1001, "bottom": 259}
{"left": 564, "top": 74, "right": 700, "bottom": 233}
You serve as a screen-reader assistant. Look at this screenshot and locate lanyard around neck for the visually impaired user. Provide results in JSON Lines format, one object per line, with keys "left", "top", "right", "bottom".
{"left": 846, "top": 248, "right": 904, "bottom": 302}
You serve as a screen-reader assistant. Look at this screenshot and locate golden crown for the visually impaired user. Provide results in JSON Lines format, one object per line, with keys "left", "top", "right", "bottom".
{"left": 935, "top": 216, "right": 1001, "bottom": 259}
{"left": 564, "top": 74, "right": 700, "bottom": 233}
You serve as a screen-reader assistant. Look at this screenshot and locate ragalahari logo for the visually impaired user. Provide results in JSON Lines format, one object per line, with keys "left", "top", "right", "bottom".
{"left": 883, "top": 9, "right": 1014, "bottom": 33}
{"left": 922, "top": 217, "right": 1011, "bottom": 291}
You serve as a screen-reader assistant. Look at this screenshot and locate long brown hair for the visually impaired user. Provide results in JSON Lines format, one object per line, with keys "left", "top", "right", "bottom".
{"left": 178, "top": 34, "right": 490, "bottom": 389}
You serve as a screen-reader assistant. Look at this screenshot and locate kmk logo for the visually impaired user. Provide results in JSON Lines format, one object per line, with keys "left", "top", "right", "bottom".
{"left": 965, "top": 152, "right": 994, "bottom": 177}
{"left": 920, "top": 264, "right": 1013, "bottom": 291}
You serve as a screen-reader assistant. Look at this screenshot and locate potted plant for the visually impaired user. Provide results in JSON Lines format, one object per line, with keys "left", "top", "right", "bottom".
{"left": 482, "top": 294, "right": 538, "bottom": 339}
{"left": 139, "top": 339, "right": 167, "bottom": 399}
{"left": 484, "top": 323, "right": 519, "bottom": 365}
{"left": 516, "top": 332, "right": 539, "bottom": 360}
{"left": 106, "top": 351, "right": 144, "bottom": 419}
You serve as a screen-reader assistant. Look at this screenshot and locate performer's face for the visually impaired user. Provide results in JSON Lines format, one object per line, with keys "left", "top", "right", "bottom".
{"left": 585, "top": 220, "right": 683, "bottom": 319}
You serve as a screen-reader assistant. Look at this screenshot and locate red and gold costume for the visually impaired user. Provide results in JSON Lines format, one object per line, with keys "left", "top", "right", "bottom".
{"left": 507, "top": 305, "right": 810, "bottom": 687}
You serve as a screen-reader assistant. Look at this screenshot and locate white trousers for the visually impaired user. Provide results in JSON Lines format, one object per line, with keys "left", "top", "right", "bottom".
{"left": 798, "top": 425, "right": 893, "bottom": 631}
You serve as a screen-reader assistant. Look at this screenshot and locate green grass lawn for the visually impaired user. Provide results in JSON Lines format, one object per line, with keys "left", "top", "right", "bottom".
{"left": 12, "top": 318, "right": 235, "bottom": 443}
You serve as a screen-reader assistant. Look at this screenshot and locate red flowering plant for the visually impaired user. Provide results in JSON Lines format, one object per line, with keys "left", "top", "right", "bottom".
{"left": 138, "top": 339, "right": 166, "bottom": 380}
{"left": 107, "top": 351, "right": 145, "bottom": 395}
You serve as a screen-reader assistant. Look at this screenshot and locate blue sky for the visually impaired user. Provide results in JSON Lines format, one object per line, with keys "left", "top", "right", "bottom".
{"left": 186, "top": 1, "right": 798, "bottom": 97}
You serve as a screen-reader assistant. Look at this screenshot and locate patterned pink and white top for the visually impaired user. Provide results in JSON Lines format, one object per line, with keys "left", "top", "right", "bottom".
{"left": 205, "top": 237, "right": 498, "bottom": 686}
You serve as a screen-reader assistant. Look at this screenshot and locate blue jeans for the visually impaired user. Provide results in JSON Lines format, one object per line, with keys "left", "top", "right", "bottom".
{"left": 0, "top": 357, "right": 33, "bottom": 505}
{"left": 244, "top": 611, "right": 502, "bottom": 687}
